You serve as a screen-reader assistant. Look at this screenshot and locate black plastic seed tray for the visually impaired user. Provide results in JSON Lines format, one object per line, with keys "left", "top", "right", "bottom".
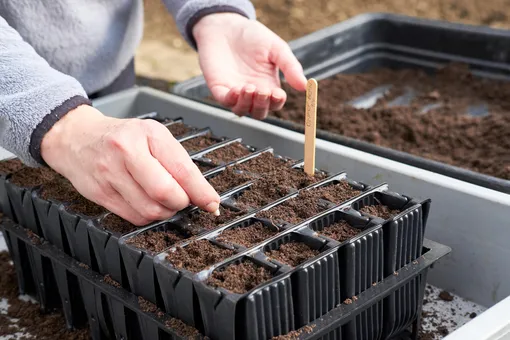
{"left": 0, "top": 219, "right": 208, "bottom": 340}
{"left": 0, "top": 159, "right": 18, "bottom": 223}
{"left": 173, "top": 13, "right": 510, "bottom": 194}
{"left": 4, "top": 177, "right": 40, "bottom": 234}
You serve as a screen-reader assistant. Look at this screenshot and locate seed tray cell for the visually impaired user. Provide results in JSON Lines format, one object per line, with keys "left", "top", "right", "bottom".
{"left": 191, "top": 138, "right": 257, "bottom": 167}
{"left": 0, "top": 158, "right": 18, "bottom": 222}
{"left": 344, "top": 188, "right": 430, "bottom": 276}
{"left": 5, "top": 178, "right": 39, "bottom": 234}
{"left": 178, "top": 128, "right": 227, "bottom": 154}
{"left": 0, "top": 220, "right": 208, "bottom": 340}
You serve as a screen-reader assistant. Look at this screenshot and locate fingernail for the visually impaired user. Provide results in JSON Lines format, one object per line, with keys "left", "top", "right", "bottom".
{"left": 257, "top": 92, "right": 270, "bottom": 101}
{"left": 245, "top": 85, "right": 256, "bottom": 93}
{"left": 214, "top": 209, "right": 221, "bottom": 217}
{"left": 206, "top": 201, "right": 220, "bottom": 213}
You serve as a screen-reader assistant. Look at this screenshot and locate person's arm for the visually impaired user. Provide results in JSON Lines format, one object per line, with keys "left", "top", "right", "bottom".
{"left": 162, "top": 0, "right": 256, "bottom": 49}
{"left": 0, "top": 16, "right": 220, "bottom": 225}
{"left": 0, "top": 16, "right": 90, "bottom": 166}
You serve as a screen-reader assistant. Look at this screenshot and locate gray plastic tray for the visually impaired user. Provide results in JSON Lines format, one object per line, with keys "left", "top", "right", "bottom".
{"left": 172, "top": 12, "right": 510, "bottom": 195}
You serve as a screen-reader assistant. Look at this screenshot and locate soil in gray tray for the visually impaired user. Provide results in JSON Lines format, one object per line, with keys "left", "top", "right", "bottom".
{"left": 181, "top": 135, "right": 218, "bottom": 152}
{"left": 203, "top": 142, "right": 252, "bottom": 164}
{"left": 208, "top": 167, "right": 253, "bottom": 194}
{"left": 166, "top": 122, "right": 192, "bottom": 137}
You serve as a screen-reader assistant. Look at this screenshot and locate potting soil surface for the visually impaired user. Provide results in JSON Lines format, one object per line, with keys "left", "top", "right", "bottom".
{"left": 166, "top": 122, "right": 192, "bottom": 137}
{"left": 207, "top": 167, "right": 254, "bottom": 193}
{"left": 360, "top": 204, "right": 401, "bottom": 220}
{"left": 187, "top": 205, "right": 245, "bottom": 233}
{"left": 195, "top": 161, "right": 215, "bottom": 173}
{"left": 265, "top": 241, "right": 321, "bottom": 267}
{"left": 203, "top": 142, "right": 252, "bottom": 164}
{"left": 181, "top": 135, "right": 218, "bottom": 152}
{"left": 0, "top": 159, "right": 23, "bottom": 176}
{"left": 126, "top": 228, "right": 190, "bottom": 253}
{"left": 166, "top": 239, "right": 235, "bottom": 273}
{"left": 100, "top": 213, "right": 138, "bottom": 235}
{"left": 207, "top": 260, "right": 274, "bottom": 294}
{"left": 216, "top": 222, "right": 278, "bottom": 248}
{"left": 273, "top": 63, "right": 510, "bottom": 181}
{"left": 0, "top": 231, "right": 489, "bottom": 339}
{"left": 318, "top": 220, "right": 362, "bottom": 242}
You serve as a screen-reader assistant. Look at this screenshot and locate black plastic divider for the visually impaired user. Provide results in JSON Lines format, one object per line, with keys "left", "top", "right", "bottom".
{"left": 344, "top": 189, "right": 429, "bottom": 276}
{"left": 0, "top": 172, "right": 16, "bottom": 222}
{"left": 191, "top": 137, "right": 257, "bottom": 167}
{"left": 1, "top": 220, "right": 206, "bottom": 340}
{"left": 177, "top": 127, "right": 228, "bottom": 155}
{"left": 5, "top": 180, "right": 39, "bottom": 234}
{"left": 32, "top": 191, "right": 70, "bottom": 254}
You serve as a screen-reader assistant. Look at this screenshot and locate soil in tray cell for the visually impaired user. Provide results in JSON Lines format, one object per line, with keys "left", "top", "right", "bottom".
{"left": 167, "top": 123, "right": 192, "bottom": 137}
{"left": 208, "top": 167, "right": 254, "bottom": 193}
{"left": 39, "top": 176, "right": 81, "bottom": 202}
{"left": 187, "top": 206, "right": 245, "bottom": 234}
{"left": 265, "top": 241, "right": 320, "bottom": 267}
{"left": 9, "top": 166, "right": 56, "bottom": 188}
{"left": 360, "top": 204, "right": 401, "bottom": 220}
{"left": 100, "top": 213, "right": 138, "bottom": 235}
{"left": 256, "top": 183, "right": 361, "bottom": 225}
{"left": 126, "top": 228, "right": 191, "bottom": 254}
{"left": 319, "top": 221, "right": 362, "bottom": 242}
{"left": 216, "top": 222, "right": 278, "bottom": 248}
{"left": 203, "top": 142, "right": 252, "bottom": 164}
{"left": 166, "top": 239, "right": 234, "bottom": 273}
{"left": 235, "top": 178, "right": 292, "bottom": 210}
{"left": 0, "top": 158, "right": 24, "bottom": 175}
{"left": 181, "top": 135, "right": 218, "bottom": 152}
{"left": 207, "top": 260, "right": 274, "bottom": 294}
{"left": 276, "top": 63, "right": 510, "bottom": 181}
{"left": 67, "top": 196, "right": 108, "bottom": 217}
{"left": 233, "top": 152, "right": 326, "bottom": 189}
{"left": 195, "top": 161, "right": 215, "bottom": 173}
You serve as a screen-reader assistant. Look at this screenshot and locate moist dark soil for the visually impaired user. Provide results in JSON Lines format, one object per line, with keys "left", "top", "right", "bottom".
{"left": 166, "top": 239, "right": 234, "bottom": 273}
{"left": 208, "top": 167, "right": 253, "bottom": 193}
{"left": 78, "top": 263, "right": 90, "bottom": 269}
{"left": 138, "top": 296, "right": 158, "bottom": 314}
{"left": 233, "top": 152, "right": 326, "bottom": 189}
{"left": 39, "top": 176, "right": 81, "bottom": 202}
{"left": 207, "top": 261, "right": 274, "bottom": 294}
{"left": 167, "top": 122, "right": 192, "bottom": 137}
{"left": 8, "top": 166, "right": 56, "bottom": 188}
{"left": 439, "top": 290, "right": 454, "bottom": 301}
{"left": 104, "top": 274, "right": 121, "bottom": 288}
{"left": 126, "top": 228, "right": 190, "bottom": 253}
{"left": 265, "top": 241, "right": 320, "bottom": 267}
{"left": 360, "top": 204, "right": 401, "bottom": 220}
{"left": 204, "top": 142, "right": 252, "bottom": 164}
{"left": 188, "top": 206, "right": 245, "bottom": 233}
{"left": 319, "top": 221, "right": 362, "bottom": 242}
{"left": 256, "top": 184, "right": 360, "bottom": 225}
{"left": 195, "top": 161, "right": 215, "bottom": 173}
{"left": 216, "top": 222, "right": 278, "bottom": 248}
{"left": 235, "top": 178, "right": 292, "bottom": 210}
{"left": 0, "top": 251, "right": 89, "bottom": 339}
{"left": 274, "top": 63, "right": 510, "bottom": 181}
{"left": 100, "top": 213, "right": 138, "bottom": 235}
{"left": 0, "top": 158, "right": 24, "bottom": 176}
{"left": 67, "top": 196, "right": 108, "bottom": 217}
{"left": 181, "top": 135, "right": 218, "bottom": 152}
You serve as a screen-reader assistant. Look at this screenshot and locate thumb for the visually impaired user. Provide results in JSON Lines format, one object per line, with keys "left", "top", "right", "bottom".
{"left": 270, "top": 40, "right": 307, "bottom": 92}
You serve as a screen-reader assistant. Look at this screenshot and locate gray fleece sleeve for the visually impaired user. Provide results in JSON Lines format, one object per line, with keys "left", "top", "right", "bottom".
{"left": 163, "top": 0, "right": 256, "bottom": 49}
{"left": 0, "top": 16, "right": 91, "bottom": 167}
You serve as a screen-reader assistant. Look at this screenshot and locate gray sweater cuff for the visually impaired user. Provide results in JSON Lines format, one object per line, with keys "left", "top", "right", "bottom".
{"left": 164, "top": 0, "right": 256, "bottom": 49}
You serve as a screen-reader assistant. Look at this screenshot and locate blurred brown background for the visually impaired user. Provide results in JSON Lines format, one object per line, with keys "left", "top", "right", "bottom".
{"left": 136, "top": 0, "right": 509, "bottom": 85}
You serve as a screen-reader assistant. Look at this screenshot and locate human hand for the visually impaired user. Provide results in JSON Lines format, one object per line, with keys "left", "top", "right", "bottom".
{"left": 193, "top": 13, "right": 307, "bottom": 120}
{"left": 41, "top": 105, "right": 220, "bottom": 226}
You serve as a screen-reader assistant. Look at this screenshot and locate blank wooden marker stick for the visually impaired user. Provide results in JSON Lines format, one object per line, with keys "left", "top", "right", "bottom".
{"left": 304, "top": 78, "right": 318, "bottom": 176}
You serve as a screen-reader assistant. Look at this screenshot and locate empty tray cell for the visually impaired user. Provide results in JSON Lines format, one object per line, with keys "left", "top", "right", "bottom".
{"left": 263, "top": 232, "right": 327, "bottom": 267}
{"left": 166, "top": 239, "right": 235, "bottom": 273}
{"left": 181, "top": 135, "right": 219, "bottom": 153}
{"left": 215, "top": 218, "right": 280, "bottom": 249}
{"left": 200, "top": 142, "right": 254, "bottom": 165}
{"left": 164, "top": 121, "right": 194, "bottom": 138}
{"left": 207, "top": 167, "right": 254, "bottom": 194}
{"left": 184, "top": 205, "right": 246, "bottom": 235}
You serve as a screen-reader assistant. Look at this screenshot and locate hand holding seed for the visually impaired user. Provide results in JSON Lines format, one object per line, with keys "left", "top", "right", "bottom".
{"left": 40, "top": 105, "right": 221, "bottom": 226}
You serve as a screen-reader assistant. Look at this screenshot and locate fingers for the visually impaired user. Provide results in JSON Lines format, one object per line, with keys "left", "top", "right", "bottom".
{"left": 232, "top": 84, "right": 256, "bottom": 115}
{"left": 270, "top": 88, "right": 287, "bottom": 111}
{"left": 270, "top": 40, "right": 307, "bottom": 92}
{"left": 145, "top": 121, "right": 221, "bottom": 213}
{"left": 250, "top": 90, "right": 271, "bottom": 120}
{"left": 211, "top": 85, "right": 241, "bottom": 108}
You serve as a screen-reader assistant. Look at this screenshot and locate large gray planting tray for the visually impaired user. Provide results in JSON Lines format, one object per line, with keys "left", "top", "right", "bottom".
{"left": 91, "top": 87, "right": 510, "bottom": 339}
